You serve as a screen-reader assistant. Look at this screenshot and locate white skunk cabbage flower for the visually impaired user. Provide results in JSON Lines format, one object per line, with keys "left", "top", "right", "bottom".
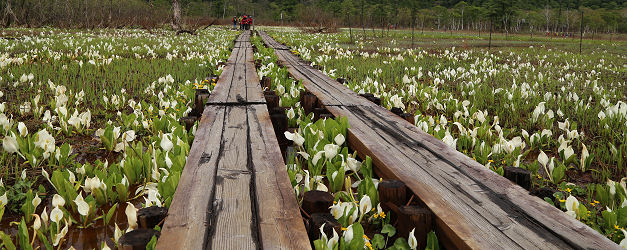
{"left": 408, "top": 228, "right": 418, "bottom": 250}
{"left": 125, "top": 202, "right": 138, "bottom": 230}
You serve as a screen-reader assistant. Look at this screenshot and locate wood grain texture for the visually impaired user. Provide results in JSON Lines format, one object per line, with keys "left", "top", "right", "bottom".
{"left": 158, "top": 31, "right": 309, "bottom": 250}
{"left": 248, "top": 104, "right": 311, "bottom": 250}
{"left": 210, "top": 31, "right": 264, "bottom": 105}
{"left": 156, "top": 105, "right": 225, "bottom": 250}
{"left": 327, "top": 99, "right": 619, "bottom": 250}
{"left": 259, "top": 31, "right": 373, "bottom": 108}
{"left": 258, "top": 32, "right": 619, "bottom": 250}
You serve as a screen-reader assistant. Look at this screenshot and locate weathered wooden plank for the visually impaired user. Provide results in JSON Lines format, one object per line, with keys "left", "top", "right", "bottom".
{"left": 208, "top": 106, "right": 256, "bottom": 249}
{"left": 325, "top": 105, "right": 620, "bottom": 249}
{"left": 210, "top": 170, "right": 256, "bottom": 249}
{"left": 208, "top": 59, "right": 236, "bottom": 104}
{"left": 245, "top": 61, "right": 265, "bottom": 104}
{"left": 159, "top": 30, "right": 313, "bottom": 250}
{"left": 210, "top": 32, "right": 264, "bottom": 105}
{"left": 261, "top": 32, "right": 373, "bottom": 107}
{"left": 258, "top": 30, "right": 290, "bottom": 50}
{"left": 277, "top": 50, "right": 365, "bottom": 104}
{"left": 248, "top": 104, "right": 311, "bottom": 249}
{"left": 258, "top": 31, "right": 618, "bottom": 249}
{"left": 156, "top": 105, "right": 225, "bottom": 250}
{"left": 222, "top": 58, "right": 248, "bottom": 104}
{"left": 234, "top": 31, "right": 252, "bottom": 48}
{"left": 356, "top": 105, "right": 619, "bottom": 249}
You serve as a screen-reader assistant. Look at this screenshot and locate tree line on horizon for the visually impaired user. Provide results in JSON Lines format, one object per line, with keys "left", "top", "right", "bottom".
{"left": 1, "top": 0, "right": 626, "bottom": 35}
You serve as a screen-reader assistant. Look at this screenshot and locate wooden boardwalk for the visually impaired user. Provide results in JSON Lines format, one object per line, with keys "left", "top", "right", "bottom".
{"left": 258, "top": 31, "right": 619, "bottom": 250}
{"left": 157, "top": 31, "right": 310, "bottom": 250}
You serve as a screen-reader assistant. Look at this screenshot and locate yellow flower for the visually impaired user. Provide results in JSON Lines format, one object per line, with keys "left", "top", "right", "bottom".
{"left": 614, "top": 224, "right": 620, "bottom": 230}
{"left": 565, "top": 188, "right": 572, "bottom": 193}
{"left": 488, "top": 159, "right": 494, "bottom": 163}
{"left": 341, "top": 227, "right": 347, "bottom": 231}
{"left": 363, "top": 235, "right": 369, "bottom": 240}
{"left": 559, "top": 199, "right": 566, "bottom": 203}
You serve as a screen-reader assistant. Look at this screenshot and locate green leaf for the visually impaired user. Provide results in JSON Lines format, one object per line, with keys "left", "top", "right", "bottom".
{"left": 20, "top": 190, "right": 34, "bottom": 223}
{"left": 0, "top": 231, "right": 16, "bottom": 250}
{"left": 426, "top": 231, "right": 440, "bottom": 250}
{"left": 116, "top": 183, "right": 128, "bottom": 202}
{"left": 105, "top": 203, "right": 118, "bottom": 224}
{"left": 348, "top": 223, "right": 365, "bottom": 249}
{"left": 543, "top": 197, "right": 555, "bottom": 206}
{"left": 372, "top": 234, "right": 385, "bottom": 249}
{"left": 392, "top": 237, "right": 410, "bottom": 250}
{"left": 381, "top": 224, "right": 396, "bottom": 237}
{"left": 146, "top": 235, "right": 158, "bottom": 250}
{"left": 496, "top": 166, "right": 504, "bottom": 176}
{"left": 36, "top": 231, "right": 52, "bottom": 250}
{"left": 18, "top": 218, "right": 32, "bottom": 250}
{"left": 313, "top": 239, "right": 326, "bottom": 250}
{"left": 551, "top": 165, "right": 565, "bottom": 184}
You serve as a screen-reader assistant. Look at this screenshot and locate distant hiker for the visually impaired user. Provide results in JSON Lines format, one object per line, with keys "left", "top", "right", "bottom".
{"left": 232, "top": 16, "right": 237, "bottom": 29}
{"left": 239, "top": 16, "right": 244, "bottom": 30}
{"left": 245, "top": 16, "right": 252, "bottom": 30}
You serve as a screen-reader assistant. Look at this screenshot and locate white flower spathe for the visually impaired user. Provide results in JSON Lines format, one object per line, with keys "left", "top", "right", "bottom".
{"left": 324, "top": 144, "right": 339, "bottom": 160}
{"left": 565, "top": 195, "right": 579, "bottom": 219}
{"left": 2, "top": 132, "right": 19, "bottom": 154}
{"left": 284, "top": 131, "right": 305, "bottom": 147}
{"left": 18, "top": 122, "right": 28, "bottom": 137}
{"left": 74, "top": 193, "right": 90, "bottom": 216}
{"left": 408, "top": 228, "right": 418, "bottom": 250}
{"left": 359, "top": 195, "right": 372, "bottom": 217}
{"left": 50, "top": 206, "right": 64, "bottom": 224}
{"left": 52, "top": 194, "right": 65, "bottom": 208}
{"left": 125, "top": 202, "right": 138, "bottom": 230}
{"left": 334, "top": 133, "right": 345, "bottom": 146}
{"left": 160, "top": 134, "right": 173, "bottom": 152}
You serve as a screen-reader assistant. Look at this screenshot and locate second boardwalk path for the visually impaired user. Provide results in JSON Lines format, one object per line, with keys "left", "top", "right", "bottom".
{"left": 156, "top": 31, "right": 310, "bottom": 250}
{"left": 258, "top": 30, "right": 619, "bottom": 250}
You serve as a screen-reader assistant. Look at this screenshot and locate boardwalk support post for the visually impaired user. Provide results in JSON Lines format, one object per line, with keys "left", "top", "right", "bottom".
{"left": 504, "top": 166, "right": 531, "bottom": 190}
{"left": 119, "top": 229, "right": 161, "bottom": 250}
{"left": 138, "top": 206, "right": 168, "bottom": 229}
{"left": 397, "top": 206, "right": 433, "bottom": 250}
{"left": 302, "top": 190, "right": 334, "bottom": 215}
